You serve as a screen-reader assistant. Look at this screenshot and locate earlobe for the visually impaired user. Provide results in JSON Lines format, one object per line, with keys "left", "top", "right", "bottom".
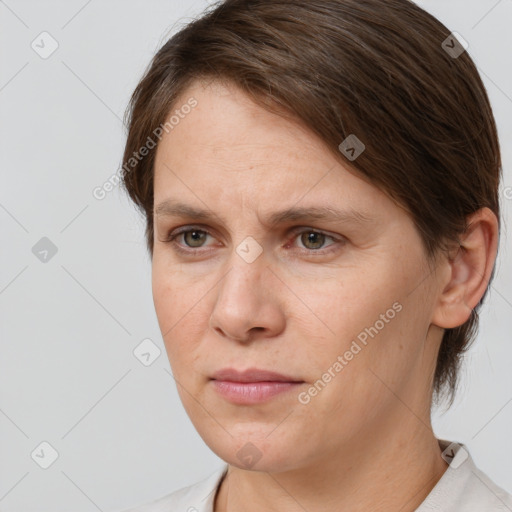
{"left": 432, "top": 207, "right": 499, "bottom": 330}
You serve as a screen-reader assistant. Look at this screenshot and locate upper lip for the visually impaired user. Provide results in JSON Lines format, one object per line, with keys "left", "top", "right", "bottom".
{"left": 210, "top": 367, "right": 303, "bottom": 383}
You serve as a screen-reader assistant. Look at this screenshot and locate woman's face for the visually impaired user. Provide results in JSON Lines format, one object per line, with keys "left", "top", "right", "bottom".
{"left": 151, "top": 79, "right": 446, "bottom": 472}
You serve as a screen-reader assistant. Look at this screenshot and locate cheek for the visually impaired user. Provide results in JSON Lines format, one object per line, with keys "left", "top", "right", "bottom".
{"left": 299, "top": 263, "right": 418, "bottom": 393}
{"left": 151, "top": 263, "right": 207, "bottom": 368}
{"left": 152, "top": 257, "right": 203, "bottom": 331}
{"left": 304, "top": 268, "right": 400, "bottom": 347}
{"left": 308, "top": 267, "right": 433, "bottom": 416}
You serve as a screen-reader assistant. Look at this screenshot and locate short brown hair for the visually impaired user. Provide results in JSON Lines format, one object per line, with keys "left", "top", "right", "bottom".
{"left": 120, "top": 0, "right": 502, "bottom": 408}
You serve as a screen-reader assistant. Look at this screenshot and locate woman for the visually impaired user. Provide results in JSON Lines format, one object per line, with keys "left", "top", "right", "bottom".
{"left": 119, "top": 0, "right": 512, "bottom": 510}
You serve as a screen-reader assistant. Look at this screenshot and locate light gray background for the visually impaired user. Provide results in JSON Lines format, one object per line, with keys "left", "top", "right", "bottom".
{"left": 0, "top": 1, "right": 511, "bottom": 510}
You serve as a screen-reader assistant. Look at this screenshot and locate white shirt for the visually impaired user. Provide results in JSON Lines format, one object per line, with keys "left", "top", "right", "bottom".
{"left": 120, "top": 439, "right": 512, "bottom": 511}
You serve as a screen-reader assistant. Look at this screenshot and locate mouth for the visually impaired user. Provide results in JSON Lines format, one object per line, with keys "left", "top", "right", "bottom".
{"left": 209, "top": 367, "right": 305, "bottom": 404}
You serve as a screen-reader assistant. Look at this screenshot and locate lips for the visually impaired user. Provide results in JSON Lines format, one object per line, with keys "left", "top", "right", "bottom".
{"left": 210, "top": 367, "right": 304, "bottom": 383}
{"left": 209, "top": 368, "right": 305, "bottom": 404}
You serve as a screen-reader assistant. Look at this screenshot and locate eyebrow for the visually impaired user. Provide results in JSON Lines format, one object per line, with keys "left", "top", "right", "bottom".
{"left": 154, "top": 200, "right": 375, "bottom": 227}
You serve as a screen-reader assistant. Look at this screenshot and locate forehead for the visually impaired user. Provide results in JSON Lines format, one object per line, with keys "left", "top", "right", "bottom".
{"left": 152, "top": 79, "right": 395, "bottom": 220}
{"left": 158, "top": 79, "right": 338, "bottom": 167}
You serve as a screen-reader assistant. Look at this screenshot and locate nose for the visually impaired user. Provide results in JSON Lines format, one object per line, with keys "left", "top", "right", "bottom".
{"left": 209, "top": 255, "right": 286, "bottom": 343}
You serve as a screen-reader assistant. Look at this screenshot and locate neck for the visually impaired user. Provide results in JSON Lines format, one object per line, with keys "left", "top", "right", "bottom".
{"left": 214, "top": 409, "right": 448, "bottom": 512}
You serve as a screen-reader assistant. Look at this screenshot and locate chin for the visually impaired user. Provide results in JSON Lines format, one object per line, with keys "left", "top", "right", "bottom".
{"left": 206, "top": 433, "right": 304, "bottom": 473}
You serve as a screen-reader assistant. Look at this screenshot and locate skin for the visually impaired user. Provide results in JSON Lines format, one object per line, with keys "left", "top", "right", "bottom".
{"left": 151, "top": 79, "right": 499, "bottom": 512}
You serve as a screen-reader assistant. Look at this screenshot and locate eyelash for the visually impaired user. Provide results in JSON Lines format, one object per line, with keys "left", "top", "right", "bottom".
{"left": 164, "top": 225, "right": 344, "bottom": 256}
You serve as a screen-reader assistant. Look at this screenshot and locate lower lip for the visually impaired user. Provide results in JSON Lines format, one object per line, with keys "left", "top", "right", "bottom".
{"left": 211, "top": 380, "right": 303, "bottom": 404}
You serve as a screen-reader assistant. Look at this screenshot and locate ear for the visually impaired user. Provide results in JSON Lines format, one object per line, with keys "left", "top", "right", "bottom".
{"left": 431, "top": 207, "right": 499, "bottom": 329}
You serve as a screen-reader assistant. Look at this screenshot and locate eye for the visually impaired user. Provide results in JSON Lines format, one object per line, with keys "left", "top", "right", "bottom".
{"left": 288, "top": 229, "right": 340, "bottom": 253}
{"left": 165, "top": 228, "right": 213, "bottom": 248}
{"left": 164, "top": 226, "right": 343, "bottom": 255}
